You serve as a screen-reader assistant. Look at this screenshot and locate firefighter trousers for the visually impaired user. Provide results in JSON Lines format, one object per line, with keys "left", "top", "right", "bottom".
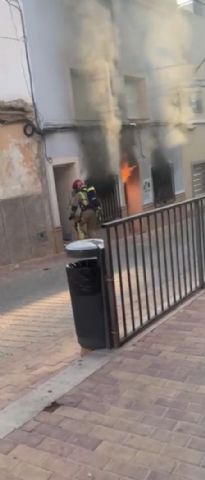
{"left": 80, "top": 209, "right": 98, "bottom": 238}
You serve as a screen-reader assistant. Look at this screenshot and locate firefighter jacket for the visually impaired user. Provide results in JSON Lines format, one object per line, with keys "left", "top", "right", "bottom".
{"left": 69, "top": 186, "right": 100, "bottom": 220}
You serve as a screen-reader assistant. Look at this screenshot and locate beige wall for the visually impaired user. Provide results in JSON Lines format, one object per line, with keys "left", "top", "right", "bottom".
{"left": 0, "top": 124, "right": 42, "bottom": 200}
{"left": 0, "top": 123, "right": 53, "bottom": 266}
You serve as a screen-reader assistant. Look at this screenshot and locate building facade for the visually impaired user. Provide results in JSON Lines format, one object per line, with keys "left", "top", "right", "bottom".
{"left": 1, "top": 0, "right": 205, "bottom": 264}
{"left": 0, "top": 0, "right": 54, "bottom": 266}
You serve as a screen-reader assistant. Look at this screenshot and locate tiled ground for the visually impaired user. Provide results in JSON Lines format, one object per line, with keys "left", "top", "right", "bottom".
{"left": 0, "top": 256, "right": 79, "bottom": 410}
{"left": 0, "top": 331, "right": 79, "bottom": 410}
{"left": 1, "top": 293, "right": 205, "bottom": 478}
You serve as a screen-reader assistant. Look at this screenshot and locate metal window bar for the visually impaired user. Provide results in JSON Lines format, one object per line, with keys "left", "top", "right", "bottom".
{"left": 185, "top": 203, "right": 193, "bottom": 293}
{"left": 102, "top": 196, "right": 205, "bottom": 347}
{"left": 200, "top": 198, "right": 205, "bottom": 282}
{"left": 100, "top": 179, "right": 122, "bottom": 223}
{"left": 167, "top": 208, "right": 176, "bottom": 303}
{"left": 190, "top": 201, "right": 198, "bottom": 288}
{"left": 147, "top": 215, "right": 157, "bottom": 317}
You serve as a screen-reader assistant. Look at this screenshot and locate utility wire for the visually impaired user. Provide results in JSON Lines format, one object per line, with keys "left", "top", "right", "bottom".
{"left": 0, "top": 35, "right": 23, "bottom": 41}
{"left": 3, "top": 0, "right": 19, "bottom": 11}
{"left": 3, "top": 0, "right": 41, "bottom": 126}
{"left": 6, "top": 0, "right": 31, "bottom": 99}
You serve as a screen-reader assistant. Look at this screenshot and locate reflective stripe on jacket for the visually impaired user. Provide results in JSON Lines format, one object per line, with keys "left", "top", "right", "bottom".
{"left": 78, "top": 188, "right": 89, "bottom": 210}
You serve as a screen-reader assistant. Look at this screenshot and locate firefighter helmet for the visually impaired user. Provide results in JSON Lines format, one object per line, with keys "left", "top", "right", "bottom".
{"left": 72, "top": 179, "right": 84, "bottom": 191}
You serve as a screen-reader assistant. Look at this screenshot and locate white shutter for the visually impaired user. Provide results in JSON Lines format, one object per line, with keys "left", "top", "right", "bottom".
{"left": 192, "top": 162, "right": 205, "bottom": 197}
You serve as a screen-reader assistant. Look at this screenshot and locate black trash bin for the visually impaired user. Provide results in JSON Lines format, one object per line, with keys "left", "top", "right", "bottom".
{"left": 65, "top": 240, "right": 107, "bottom": 349}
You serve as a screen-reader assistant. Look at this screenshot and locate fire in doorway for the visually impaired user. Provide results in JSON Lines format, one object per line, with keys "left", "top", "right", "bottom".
{"left": 121, "top": 160, "right": 136, "bottom": 185}
{"left": 120, "top": 127, "right": 142, "bottom": 217}
{"left": 120, "top": 156, "right": 142, "bottom": 217}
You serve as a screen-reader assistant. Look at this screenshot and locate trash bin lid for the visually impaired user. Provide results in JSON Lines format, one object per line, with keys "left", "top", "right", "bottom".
{"left": 65, "top": 239, "right": 104, "bottom": 258}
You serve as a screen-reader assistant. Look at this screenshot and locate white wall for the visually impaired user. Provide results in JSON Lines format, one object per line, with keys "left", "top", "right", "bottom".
{"left": 22, "top": 0, "right": 204, "bottom": 126}
{"left": 22, "top": 0, "right": 78, "bottom": 126}
{"left": 0, "top": 0, "right": 31, "bottom": 102}
{"left": 21, "top": 0, "right": 167, "bottom": 126}
{"left": 45, "top": 132, "right": 80, "bottom": 160}
{"left": 21, "top": 0, "right": 205, "bottom": 204}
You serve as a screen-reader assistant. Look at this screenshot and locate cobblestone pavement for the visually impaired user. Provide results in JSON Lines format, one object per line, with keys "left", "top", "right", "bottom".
{"left": 0, "top": 293, "right": 205, "bottom": 478}
{"left": 0, "top": 221, "right": 193, "bottom": 409}
{"left": 0, "top": 255, "right": 79, "bottom": 409}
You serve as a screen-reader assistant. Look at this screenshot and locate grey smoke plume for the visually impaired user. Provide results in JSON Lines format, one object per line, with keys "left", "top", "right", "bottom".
{"left": 72, "top": 0, "right": 193, "bottom": 169}
{"left": 145, "top": 1, "right": 193, "bottom": 147}
{"left": 75, "top": 0, "right": 121, "bottom": 175}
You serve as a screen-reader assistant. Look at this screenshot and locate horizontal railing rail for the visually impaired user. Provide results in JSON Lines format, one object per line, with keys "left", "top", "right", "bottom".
{"left": 102, "top": 195, "right": 205, "bottom": 347}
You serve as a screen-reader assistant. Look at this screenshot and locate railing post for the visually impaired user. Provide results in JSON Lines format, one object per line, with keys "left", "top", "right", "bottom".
{"left": 103, "top": 228, "right": 120, "bottom": 349}
{"left": 102, "top": 195, "right": 205, "bottom": 347}
{"left": 195, "top": 199, "right": 204, "bottom": 288}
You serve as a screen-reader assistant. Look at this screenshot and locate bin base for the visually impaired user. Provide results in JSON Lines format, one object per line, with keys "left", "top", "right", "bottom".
{"left": 78, "top": 336, "right": 106, "bottom": 350}
{"left": 72, "top": 293, "right": 106, "bottom": 350}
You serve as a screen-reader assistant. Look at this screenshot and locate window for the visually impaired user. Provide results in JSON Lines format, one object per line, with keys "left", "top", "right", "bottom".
{"left": 71, "top": 70, "right": 99, "bottom": 122}
{"left": 171, "top": 148, "right": 185, "bottom": 194}
{"left": 189, "top": 89, "right": 203, "bottom": 114}
{"left": 124, "top": 77, "right": 140, "bottom": 119}
{"left": 164, "top": 146, "right": 184, "bottom": 195}
{"left": 71, "top": 69, "right": 112, "bottom": 122}
{"left": 192, "top": 162, "right": 205, "bottom": 196}
{"left": 175, "top": 86, "right": 204, "bottom": 121}
{"left": 124, "top": 76, "right": 149, "bottom": 120}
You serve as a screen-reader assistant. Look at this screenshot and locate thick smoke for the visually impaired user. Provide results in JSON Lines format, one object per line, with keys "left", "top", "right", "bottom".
{"left": 72, "top": 0, "right": 192, "bottom": 170}
{"left": 75, "top": 0, "right": 121, "bottom": 175}
{"left": 145, "top": 1, "right": 192, "bottom": 147}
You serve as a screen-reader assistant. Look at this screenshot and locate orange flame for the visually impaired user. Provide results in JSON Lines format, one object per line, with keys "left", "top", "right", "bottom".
{"left": 121, "top": 162, "right": 136, "bottom": 184}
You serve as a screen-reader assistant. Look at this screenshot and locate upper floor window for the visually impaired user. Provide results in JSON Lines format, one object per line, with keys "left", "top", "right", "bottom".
{"left": 190, "top": 89, "right": 203, "bottom": 114}
{"left": 71, "top": 69, "right": 108, "bottom": 122}
{"left": 124, "top": 76, "right": 149, "bottom": 121}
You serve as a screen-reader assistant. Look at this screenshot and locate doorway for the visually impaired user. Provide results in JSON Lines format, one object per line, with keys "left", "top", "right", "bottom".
{"left": 54, "top": 163, "right": 76, "bottom": 241}
{"left": 125, "top": 166, "right": 142, "bottom": 216}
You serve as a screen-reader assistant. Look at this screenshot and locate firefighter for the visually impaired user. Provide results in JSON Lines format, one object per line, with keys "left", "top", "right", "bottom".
{"left": 69, "top": 180, "right": 85, "bottom": 240}
{"left": 69, "top": 187, "right": 85, "bottom": 240}
{"left": 69, "top": 179, "right": 100, "bottom": 239}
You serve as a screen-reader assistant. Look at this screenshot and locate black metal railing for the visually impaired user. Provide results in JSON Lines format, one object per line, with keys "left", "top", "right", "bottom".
{"left": 103, "top": 196, "right": 205, "bottom": 347}
{"left": 99, "top": 179, "right": 122, "bottom": 223}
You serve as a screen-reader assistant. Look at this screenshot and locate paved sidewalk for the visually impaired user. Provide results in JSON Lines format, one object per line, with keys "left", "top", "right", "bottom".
{"left": 0, "top": 293, "right": 205, "bottom": 478}
{"left": 0, "top": 255, "right": 79, "bottom": 410}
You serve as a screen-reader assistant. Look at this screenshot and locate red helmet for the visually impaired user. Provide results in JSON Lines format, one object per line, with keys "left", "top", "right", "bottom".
{"left": 72, "top": 179, "right": 84, "bottom": 191}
